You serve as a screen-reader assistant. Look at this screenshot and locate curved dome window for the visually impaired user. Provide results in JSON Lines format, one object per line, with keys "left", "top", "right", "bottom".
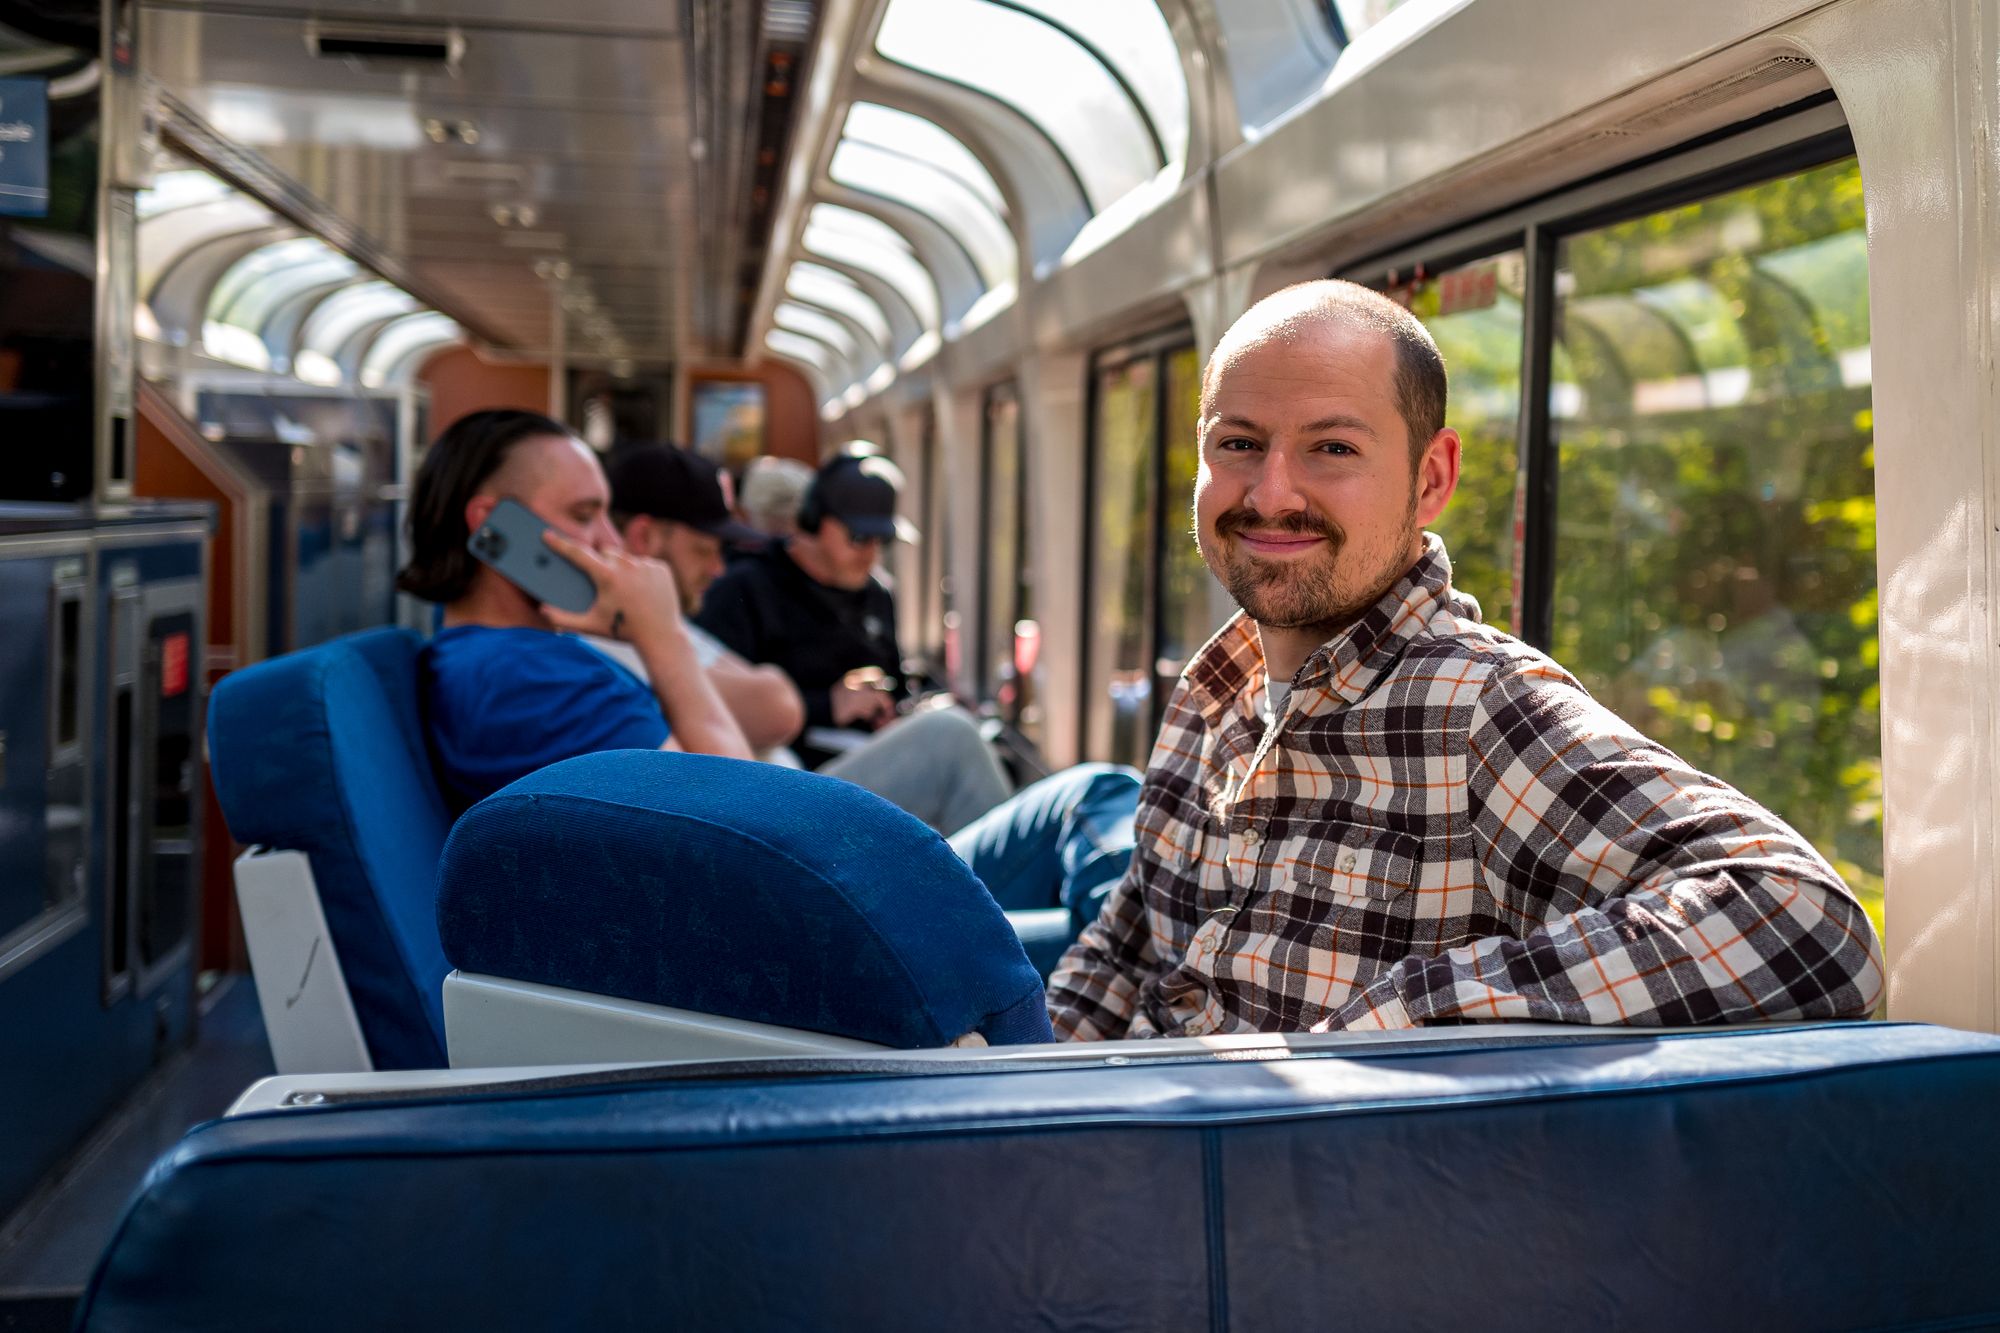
{"left": 1212, "top": 0, "right": 1342, "bottom": 134}
{"left": 207, "top": 237, "right": 360, "bottom": 340}
{"left": 874, "top": 0, "right": 1184, "bottom": 214}
{"left": 297, "top": 281, "right": 420, "bottom": 378}
{"left": 832, "top": 105, "right": 1014, "bottom": 289}
{"left": 802, "top": 203, "right": 941, "bottom": 329}
{"left": 360, "top": 312, "right": 461, "bottom": 388}
{"left": 765, "top": 328, "right": 838, "bottom": 378}
{"left": 773, "top": 301, "right": 860, "bottom": 362}
{"left": 787, "top": 263, "right": 893, "bottom": 348}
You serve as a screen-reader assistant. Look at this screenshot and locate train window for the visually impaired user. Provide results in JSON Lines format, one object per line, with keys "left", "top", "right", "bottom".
{"left": 914, "top": 407, "right": 943, "bottom": 665}
{"left": 765, "top": 329, "right": 836, "bottom": 381}
{"left": 1084, "top": 334, "right": 1204, "bottom": 767}
{"left": 1211, "top": 0, "right": 1341, "bottom": 135}
{"left": 832, "top": 106, "right": 1015, "bottom": 294}
{"left": 1157, "top": 346, "right": 1208, "bottom": 687}
{"left": 803, "top": 204, "right": 942, "bottom": 331}
{"left": 298, "top": 282, "right": 419, "bottom": 374}
{"left": 773, "top": 303, "right": 860, "bottom": 365}
{"left": 209, "top": 237, "right": 358, "bottom": 339}
{"left": 1391, "top": 250, "right": 1527, "bottom": 630}
{"left": 359, "top": 313, "right": 461, "bottom": 389}
{"left": 1549, "top": 155, "right": 1880, "bottom": 942}
{"left": 874, "top": 0, "right": 1183, "bottom": 214}
{"left": 981, "top": 383, "right": 1039, "bottom": 741}
{"left": 1089, "top": 352, "right": 1159, "bottom": 766}
{"left": 788, "top": 265, "right": 893, "bottom": 351}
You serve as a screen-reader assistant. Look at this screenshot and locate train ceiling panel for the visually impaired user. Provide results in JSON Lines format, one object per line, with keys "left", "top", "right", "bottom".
{"left": 140, "top": 0, "right": 818, "bottom": 366}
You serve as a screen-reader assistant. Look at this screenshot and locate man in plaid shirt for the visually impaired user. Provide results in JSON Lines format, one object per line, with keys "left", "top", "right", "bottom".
{"left": 1046, "top": 281, "right": 1884, "bottom": 1039}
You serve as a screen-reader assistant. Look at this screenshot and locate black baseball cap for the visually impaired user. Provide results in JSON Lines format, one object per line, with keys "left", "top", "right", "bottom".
{"left": 606, "top": 444, "right": 764, "bottom": 544}
{"left": 808, "top": 454, "right": 918, "bottom": 543}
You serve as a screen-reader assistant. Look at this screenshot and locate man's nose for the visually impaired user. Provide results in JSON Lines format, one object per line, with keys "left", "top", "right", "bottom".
{"left": 1243, "top": 449, "right": 1306, "bottom": 518}
{"left": 591, "top": 514, "right": 624, "bottom": 552}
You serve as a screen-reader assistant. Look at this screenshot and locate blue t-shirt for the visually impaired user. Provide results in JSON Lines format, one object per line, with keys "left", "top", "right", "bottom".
{"left": 420, "top": 626, "right": 670, "bottom": 811}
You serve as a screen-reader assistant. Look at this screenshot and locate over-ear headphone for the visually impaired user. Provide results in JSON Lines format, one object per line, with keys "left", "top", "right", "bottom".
{"left": 796, "top": 480, "right": 824, "bottom": 534}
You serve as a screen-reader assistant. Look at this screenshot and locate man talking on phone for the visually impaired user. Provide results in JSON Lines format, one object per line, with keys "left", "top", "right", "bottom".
{"left": 399, "top": 409, "right": 753, "bottom": 811}
{"left": 403, "top": 412, "right": 1144, "bottom": 964}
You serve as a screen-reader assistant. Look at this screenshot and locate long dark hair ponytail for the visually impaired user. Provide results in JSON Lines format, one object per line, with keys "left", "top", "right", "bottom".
{"left": 396, "top": 408, "right": 568, "bottom": 603}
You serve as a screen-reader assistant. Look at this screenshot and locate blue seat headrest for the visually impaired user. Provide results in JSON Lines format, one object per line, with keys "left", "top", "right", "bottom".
{"left": 437, "top": 750, "right": 1055, "bottom": 1047}
{"left": 208, "top": 628, "right": 453, "bottom": 1069}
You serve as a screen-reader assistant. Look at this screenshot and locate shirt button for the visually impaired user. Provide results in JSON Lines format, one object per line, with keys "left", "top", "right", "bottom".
{"left": 1242, "top": 826, "right": 1262, "bottom": 845}
{"left": 1338, "top": 850, "right": 1358, "bottom": 873}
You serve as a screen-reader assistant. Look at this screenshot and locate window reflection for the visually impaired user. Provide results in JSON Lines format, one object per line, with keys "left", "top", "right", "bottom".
{"left": 1551, "top": 155, "right": 1881, "bottom": 942}
{"left": 1389, "top": 251, "right": 1526, "bottom": 630}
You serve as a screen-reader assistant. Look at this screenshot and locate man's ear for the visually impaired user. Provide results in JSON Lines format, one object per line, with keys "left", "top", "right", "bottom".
{"left": 464, "top": 493, "right": 500, "bottom": 537}
{"left": 622, "top": 513, "right": 654, "bottom": 553}
{"left": 1414, "top": 428, "right": 1461, "bottom": 528}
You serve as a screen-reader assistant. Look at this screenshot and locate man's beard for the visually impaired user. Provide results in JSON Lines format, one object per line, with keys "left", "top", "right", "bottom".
{"left": 1199, "top": 491, "right": 1419, "bottom": 640}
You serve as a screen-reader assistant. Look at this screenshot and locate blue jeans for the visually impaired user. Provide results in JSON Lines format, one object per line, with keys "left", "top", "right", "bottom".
{"left": 947, "top": 763, "right": 1143, "bottom": 938}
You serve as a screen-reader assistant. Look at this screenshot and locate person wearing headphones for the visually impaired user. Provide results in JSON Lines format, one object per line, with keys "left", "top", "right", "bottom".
{"left": 694, "top": 452, "right": 915, "bottom": 769}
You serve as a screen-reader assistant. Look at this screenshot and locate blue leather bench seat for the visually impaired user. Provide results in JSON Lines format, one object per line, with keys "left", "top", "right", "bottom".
{"left": 78, "top": 1023, "right": 2000, "bottom": 1331}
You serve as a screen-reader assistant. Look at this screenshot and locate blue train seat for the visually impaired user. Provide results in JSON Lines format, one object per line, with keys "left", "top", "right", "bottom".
{"left": 437, "top": 749, "right": 1054, "bottom": 1054}
{"left": 209, "top": 627, "right": 454, "bottom": 1070}
{"left": 77, "top": 1022, "right": 2000, "bottom": 1331}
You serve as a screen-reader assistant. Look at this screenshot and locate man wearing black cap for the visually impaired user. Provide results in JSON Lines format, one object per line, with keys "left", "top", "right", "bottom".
{"left": 606, "top": 444, "right": 1013, "bottom": 832}
{"left": 695, "top": 453, "right": 912, "bottom": 769}
{"left": 599, "top": 445, "right": 806, "bottom": 752}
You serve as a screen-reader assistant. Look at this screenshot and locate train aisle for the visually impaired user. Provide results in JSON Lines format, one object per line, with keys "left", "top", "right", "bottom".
{"left": 0, "top": 979, "right": 272, "bottom": 1329}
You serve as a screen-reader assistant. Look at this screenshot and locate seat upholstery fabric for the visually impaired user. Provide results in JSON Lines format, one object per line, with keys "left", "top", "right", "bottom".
{"left": 76, "top": 1023, "right": 2000, "bottom": 1332}
{"left": 437, "top": 749, "right": 1055, "bottom": 1048}
{"left": 208, "top": 628, "right": 453, "bottom": 1068}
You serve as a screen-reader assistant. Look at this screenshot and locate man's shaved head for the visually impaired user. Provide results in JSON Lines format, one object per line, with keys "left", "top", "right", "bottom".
{"left": 1202, "top": 280, "right": 1447, "bottom": 459}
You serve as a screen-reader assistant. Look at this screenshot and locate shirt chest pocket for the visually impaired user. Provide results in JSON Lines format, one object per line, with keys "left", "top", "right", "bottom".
{"left": 1285, "top": 828, "right": 1423, "bottom": 964}
{"left": 1148, "top": 814, "right": 1229, "bottom": 909}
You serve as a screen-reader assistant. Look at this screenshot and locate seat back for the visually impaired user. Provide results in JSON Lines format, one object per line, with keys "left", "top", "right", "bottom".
{"left": 77, "top": 1024, "right": 2000, "bottom": 1331}
{"left": 437, "top": 749, "right": 1054, "bottom": 1048}
{"left": 209, "top": 628, "right": 453, "bottom": 1068}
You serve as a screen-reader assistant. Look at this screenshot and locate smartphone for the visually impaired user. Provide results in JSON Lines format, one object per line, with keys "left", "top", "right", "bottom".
{"left": 466, "top": 498, "right": 598, "bottom": 614}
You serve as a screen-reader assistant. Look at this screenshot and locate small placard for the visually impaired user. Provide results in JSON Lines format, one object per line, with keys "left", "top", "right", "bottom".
{"left": 161, "top": 632, "right": 190, "bottom": 698}
{"left": 0, "top": 77, "right": 50, "bottom": 219}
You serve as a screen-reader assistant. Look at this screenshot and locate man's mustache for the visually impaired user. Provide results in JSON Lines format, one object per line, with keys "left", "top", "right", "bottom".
{"left": 1213, "top": 506, "right": 1344, "bottom": 545}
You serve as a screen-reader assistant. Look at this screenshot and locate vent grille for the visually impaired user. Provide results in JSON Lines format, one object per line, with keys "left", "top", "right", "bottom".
{"left": 307, "top": 25, "right": 463, "bottom": 70}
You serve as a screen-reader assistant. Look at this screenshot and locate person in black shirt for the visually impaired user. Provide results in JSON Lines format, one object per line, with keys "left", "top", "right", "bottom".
{"left": 696, "top": 453, "right": 915, "bottom": 768}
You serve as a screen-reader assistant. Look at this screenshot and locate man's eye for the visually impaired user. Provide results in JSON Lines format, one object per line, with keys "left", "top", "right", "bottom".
{"left": 1316, "top": 441, "right": 1357, "bottom": 456}
{"left": 1217, "top": 436, "right": 1258, "bottom": 452}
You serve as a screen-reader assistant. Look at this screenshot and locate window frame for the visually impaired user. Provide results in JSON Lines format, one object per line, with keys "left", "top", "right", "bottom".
{"left": 977, "top": 379, "right": 1030, "bottom": 721}
{"left": 1078, "top": 322, "right": 1198, "bottom": 766}
{"left": 1336, "top": 94, "right": 1853, "bottom": 649}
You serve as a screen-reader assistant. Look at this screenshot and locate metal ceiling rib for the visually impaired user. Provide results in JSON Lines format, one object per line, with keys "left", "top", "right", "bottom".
{"left": 139, "top": 0, "right": 818, "bottom": 365}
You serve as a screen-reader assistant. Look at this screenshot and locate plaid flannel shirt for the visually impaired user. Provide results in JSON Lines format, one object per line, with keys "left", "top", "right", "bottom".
{"left": 1046, "top": 535, "right": 1884, "bottom": 1040}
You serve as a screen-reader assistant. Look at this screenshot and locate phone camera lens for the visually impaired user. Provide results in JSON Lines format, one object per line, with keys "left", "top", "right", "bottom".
{"left": 476, "top": 528, "right": 507, "bottom": 557}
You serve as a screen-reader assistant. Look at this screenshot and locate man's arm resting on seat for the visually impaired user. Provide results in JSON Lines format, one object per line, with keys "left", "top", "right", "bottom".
{"left": 631, "top": 624, "right": 755, "bottom": 761}
{"left": 1046, "top": 864, "right": 1158, "bottom": 1040}
{"left": 705, "top": 652, "right": 806, "bottom": 751}
{"left": 1327, "top": 664, "right": 1886, "bottom": 1032}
